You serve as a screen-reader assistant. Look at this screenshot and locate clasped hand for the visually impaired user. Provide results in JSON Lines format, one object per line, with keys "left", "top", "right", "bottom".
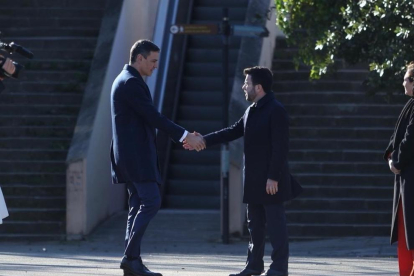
{"left": 183, "top": 131, "right": 206, "bottom": 152}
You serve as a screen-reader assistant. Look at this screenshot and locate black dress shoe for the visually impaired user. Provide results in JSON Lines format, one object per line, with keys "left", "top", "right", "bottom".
{"left": 120, "top": 257, "right": 162, "bottom": 276}
{"left": 229, "top": 268, "right": 264, "bottom": 276}
{"left": 260, "top": 269, "right": 288, "bottom": 276}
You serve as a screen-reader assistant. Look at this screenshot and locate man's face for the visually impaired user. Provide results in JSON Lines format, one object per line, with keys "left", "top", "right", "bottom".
{"left": 138, "top": 51, "right": 159, "bottom": 77}
{"left": 242, "top": 75, "right": 256, "bottom": 102}
{"left": 403, "top": 71, "right": 414, "bottom": 97}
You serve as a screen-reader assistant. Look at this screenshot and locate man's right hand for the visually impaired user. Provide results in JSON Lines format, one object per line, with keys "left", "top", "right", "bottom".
{"left": 1, "top": 56, "right": 16, "bottom": 76}
{"left": 183, "top": 132, "right": 205, "bottom": 152}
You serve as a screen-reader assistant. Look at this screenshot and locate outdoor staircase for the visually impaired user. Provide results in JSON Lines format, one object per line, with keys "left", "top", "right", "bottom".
{"left": 273, "top": 37, "right": 405, "bottom": 239}
{"left": 163, "top": 0, "right": 249, "bottom": 209}
{"left": 0, "top": 0, "right": 106, "bottom": 240}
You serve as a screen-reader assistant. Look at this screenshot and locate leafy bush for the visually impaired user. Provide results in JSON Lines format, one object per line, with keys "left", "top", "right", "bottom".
{"left": 275, "top": 0, "right": 414, "bottom": 93}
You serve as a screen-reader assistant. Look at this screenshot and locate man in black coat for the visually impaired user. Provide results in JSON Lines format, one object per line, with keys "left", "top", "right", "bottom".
{"left": 0, "top": 56, "right": 16, "bottom": 93}
{"left": 110, "top": 39, "right": 205, "bottom": 276}
{"left": 184, "top": 66, "right": 302, "bottom": 276}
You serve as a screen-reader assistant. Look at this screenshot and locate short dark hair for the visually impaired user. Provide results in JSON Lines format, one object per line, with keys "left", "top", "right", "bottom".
{"left": 243, "top": 66, "right": 273, "bottom": 93}
{"left": 130, "top": 39, "right": 160, "bottom": 64}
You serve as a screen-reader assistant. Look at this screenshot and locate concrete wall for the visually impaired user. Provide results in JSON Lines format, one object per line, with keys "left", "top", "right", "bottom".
{"left": 66, "top": 0, "right": 160, "bottom": 239}
{"left": 228, "top": 0, "right": 278, "bottom": 235}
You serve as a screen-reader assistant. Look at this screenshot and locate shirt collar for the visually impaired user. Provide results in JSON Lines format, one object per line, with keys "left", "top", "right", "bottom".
{"left": 124, "top": 64, "right": 143, "bottom": 81}
{"left": 255, "top": 92, "right": 274, "bottom": 109}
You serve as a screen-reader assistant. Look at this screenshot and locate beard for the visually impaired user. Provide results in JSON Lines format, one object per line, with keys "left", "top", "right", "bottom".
{"left": 245, "top": 88, "right": 255, "bottom": 102}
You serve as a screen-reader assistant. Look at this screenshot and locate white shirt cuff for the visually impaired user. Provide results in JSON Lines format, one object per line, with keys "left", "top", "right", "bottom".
{"left": 179, "top": 130, "right": 188, "bottom": 143}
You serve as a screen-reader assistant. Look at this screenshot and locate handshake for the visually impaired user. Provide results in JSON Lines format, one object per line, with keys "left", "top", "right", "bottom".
{"left": 183, "top": 131, "right": 206, "bottom": 152}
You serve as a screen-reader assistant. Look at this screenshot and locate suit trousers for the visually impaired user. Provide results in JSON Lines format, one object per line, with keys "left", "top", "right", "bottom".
{"left": 398, "top": 200, "right": 414, "bottom": 276}
{"left": 246, "top": 203, "right": 289, "bottom": 274}
{"left": 124, "top": 182, "right": 161, "bottom": 259}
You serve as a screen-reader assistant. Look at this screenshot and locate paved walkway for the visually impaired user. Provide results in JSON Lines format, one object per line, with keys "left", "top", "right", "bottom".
{"left": 0, "top": 210, "right": 399, "bottom": 275}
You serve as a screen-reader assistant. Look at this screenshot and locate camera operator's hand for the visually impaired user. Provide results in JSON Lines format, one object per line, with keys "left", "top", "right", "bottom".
{"left": 0, "top": 55, "right": 16, "bottom": 77}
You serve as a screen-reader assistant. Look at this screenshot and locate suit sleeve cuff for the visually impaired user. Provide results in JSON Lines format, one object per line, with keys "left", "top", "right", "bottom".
{"left": 179, "top": 130, "right": 188, "bottom": 143}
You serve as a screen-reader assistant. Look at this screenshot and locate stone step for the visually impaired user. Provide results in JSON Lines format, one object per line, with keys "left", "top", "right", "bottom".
{"left": 0, "top": 137, "right": 71, "bottom": 149}
{"left": 169, "top": 165, "right": 220, "bottom": 181}
{"left": 180, "top": 91, "right": 222, "bottom": 106}
{"left": 6, "top": 208, "right": 65, "bottom": 221}
{"left": 275, "top": 91, "right": 406, "bottom": 104}
{"left": 286, "top": 210, "right": 391, "bottom": 224}
{"left": 0, "top": 93, "right": 83, "bottom": 105}
{"left": 185, "top": 63, "right": 237, "bottom": 77}
{"left": 171, "top": 149, "right": 220, "bottom": 165}
{"left": 294, "top": 173, "right": 393, "bottom": 186}
{"left": 273, "top": 70, "right": 369, "bottom": 82}
{"left": 186, "top": 49, "right": 239, "bottom": 63}
{"left": 287, "top": 197, "right": 393, "bottom": 211}
{"left": 195, "top": 0, "right": 249, "bottom": 7}
{"left": 0, "top": 234, "right": 64, "bottom": 242}
{"left": 5, "top": 196, "right": 65, "bottom": 209}
{"left": 178, "top": 105, "right": 223, "bottom": 120}
{"left": 2, "top": 0, "right": 106, "bottom": 8}
{"left": 1, "top": 184, "right": 65, "bottom": 197}
{"left": 272, "top": 59, "right": 368, "bottom": 71}
{"left": 1, "top": 27, "right": 100, "bottom": 37}
{"left": 289, "top": 115, "right": 396, "bottom": 128}
{"left": 4, "top": 81, "right": 85, "bottom": 93}
{"left": 182, "top": 77, "right": 233, "bottom": 91}
{"left": 0, "top": 126, "right": 74, "bottom": 138}
{"left": 290, "top": 161, "right": 390, "bottom": 174}
{"left": 17, "top": 59, "right": 91, "bottom": 72}
{"left": 273, "top": 80, "right": 365, "bottom": 92}
{"left": 0, "top": 220, "right": 64, "bottom": 234}
{"left": 16, "top": 71, "right": 89, "bottom": 82}
{"left": 0, "top": 149, "right": 67, "bottom": 160}
{"left": 301, "top": 185, "right": 392, "bottom": 199}
{"left": 0, "top": 17, "right": 101, "bottom": 29}
{"left": 0, "top": 160, "right": 65, "bottom": 173}
{"left": 0, "top": 115, "right": 77, "bottom": 127}
{"left": 192, "top": 7, "right": 246, "bottom": 21}
{"left": 0, "top": 172, "right": 65, "bottom": 185}
{"left": 290, "top": 126, "right": 393, "bottom": 139}
{"left": 167, "top": 180, "right": 220, "bottom": 196}
{"left": 175, "top": 120, "right": 222, "bottom": 135}
{"left": 285, "top": 103, "right": 402, "bottom": 116}
{"left": 0, "top": 8, "right": 103, "bottom": 18}
{"left": 187, "top": 36, "right": 242, "bottom": 49}
{"left": 2, "top": 37, "right": 98, "bottom": 50}
{"left": 287, "top": 223, "right": 389, "bottom": 237}
{"left": 289, "top": 150, "right": 387, "bottom": 162}
{"left": 164, "top": 195, "right": 220, "bottom": 209}
{"left": 23, "top": 49, "right": 94, "bottom": 60}
{"left": 0, "top": 104, "right": 80, "bottom": 116}
{"left": 290, "top": 138, "right": 389, "bottom": 151}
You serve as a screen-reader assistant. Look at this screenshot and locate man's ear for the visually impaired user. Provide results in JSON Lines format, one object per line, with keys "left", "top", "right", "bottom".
{"left": 255, "top": 84, "right": 263, "bottom": 93}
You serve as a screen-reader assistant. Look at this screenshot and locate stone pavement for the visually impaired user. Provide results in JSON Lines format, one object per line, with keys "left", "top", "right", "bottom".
{"left": 0, "top": 210, "right": 399, "bottom": 275}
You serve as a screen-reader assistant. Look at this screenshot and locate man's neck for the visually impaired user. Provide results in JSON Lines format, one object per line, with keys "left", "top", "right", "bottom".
{"left": 253, "top": 92, "right": 266, "bottom": 103}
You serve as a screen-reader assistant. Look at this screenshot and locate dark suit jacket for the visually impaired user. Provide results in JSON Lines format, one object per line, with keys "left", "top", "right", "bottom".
{"left": 204, "top": 92, "right": 302, "bottom": 204}
{"left": 110, "top": 65, "right": 185, "bottom": 184}
{"left": 0, "top": 80, "right": 4, "bottom": 93}
{"left": 384, "top": 97, "right": 414, "bottom": 249}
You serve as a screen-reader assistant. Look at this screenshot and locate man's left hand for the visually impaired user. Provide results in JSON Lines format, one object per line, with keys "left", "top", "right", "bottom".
{"left": 266, "top": 179, "right": 278, "bottom": 195}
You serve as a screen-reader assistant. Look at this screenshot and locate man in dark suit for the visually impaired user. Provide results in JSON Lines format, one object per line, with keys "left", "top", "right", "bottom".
{"left": 110, "top": 39, "right": 205, "bottom": 276}
{"left": 184, "top": 66, "right": 302, "bottom": 276}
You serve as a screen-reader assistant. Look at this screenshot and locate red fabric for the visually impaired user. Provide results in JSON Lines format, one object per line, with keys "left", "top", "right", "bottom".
{"left": 398, "top": 200, "right": 414, "bottom": 276}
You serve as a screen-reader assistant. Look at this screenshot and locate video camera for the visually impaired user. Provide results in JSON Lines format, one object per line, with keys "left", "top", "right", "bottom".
{"left": 0, "top": 39, "right": 34, "bottom": 79}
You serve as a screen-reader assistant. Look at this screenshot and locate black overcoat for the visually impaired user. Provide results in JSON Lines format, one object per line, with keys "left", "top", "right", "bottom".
{"left": 110, "top": 65, "right": 185, "bottom": 184}
{"left": 204, "top": 93, "right": 303, "bottom": 204}
{"left": 384, "top": 97, "right": 414, "bottom": 249}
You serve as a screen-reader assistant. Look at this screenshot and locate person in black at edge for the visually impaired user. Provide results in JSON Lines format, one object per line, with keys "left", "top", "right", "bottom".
{"left": 184, "top": 66, "right": 303, "bottom": 276}
{"left": 384, "top": 61, "right": 414, "bottom": 276}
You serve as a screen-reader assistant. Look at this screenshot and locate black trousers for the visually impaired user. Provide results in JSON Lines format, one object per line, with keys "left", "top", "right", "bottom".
{"left": 124, "top": 182, "right": 161, "bottom": 258}
{"left": 245, "top": 203, "right": 289, "bottom": 274}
